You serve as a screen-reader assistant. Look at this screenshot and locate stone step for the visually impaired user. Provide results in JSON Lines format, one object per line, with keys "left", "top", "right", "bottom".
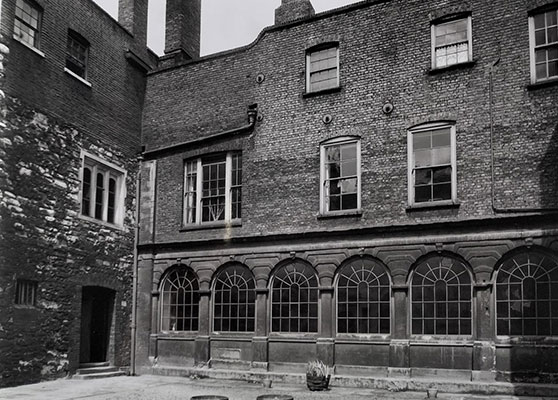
{"left": 79, "top": 361, "right": 110, "bottom": 368}
{"left": 76, "top": 366, "right": 120, "bottom": 375}
{"left": 73, "top": 370, "right": 126, "bottom": 380}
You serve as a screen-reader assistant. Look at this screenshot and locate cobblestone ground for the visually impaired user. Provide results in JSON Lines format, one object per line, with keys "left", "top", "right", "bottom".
{"left": 0, "top": 375, "right": 551, "bottom": 400}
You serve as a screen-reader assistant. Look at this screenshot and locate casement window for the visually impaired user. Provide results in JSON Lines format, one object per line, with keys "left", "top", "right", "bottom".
{"left": 432, "top": 16, "right": 472, "bottom": 69}
{"left": 529, "top": 8, "right": 558, "bottom": 82}
{"left": 408, "top": 123, "right": 456, "bottom": 205}
{"left": 306, "top": 45, "right": 339, "bottom": 92}
{"left": 411, "top": 255, "right": 472, "bottom": 336}
{"left": 336, "top": 258, "right": 391, "bottom": 335}
{"left": 213, "top": 264, "right": 256, "bottom": 332}
{"left": 271, "top": 261, "right": 319, "bottom": 333}
{"left": 160, "top": 267, "right": 200, "bottom": 332}
{"left": 320, "top": 137, "right": 361, "bottom": 215}
{"left": 80, "top": 152, "right": 126, "bottom": 226}
{"left": 496, "top": 250, "right": 558, "bottom": 336}
{"left": 15, "top": 279, "right": 37, "bottom": 306}
{"left": 66, "top": 30, "right": 89, "bottom": 79}
{"left": 13, "top": 0, "right": 42, "bottom": 49}
{"left": 183, "top": 152, "right": 241, "bottom": 226}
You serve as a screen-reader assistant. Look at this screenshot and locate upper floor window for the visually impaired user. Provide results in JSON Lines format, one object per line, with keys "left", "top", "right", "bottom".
{"left": 496, "top": 249, "right": 558, "bottom": 337}
{"left": 160, "top": 267, "right": 200, "bottom": 332}
{"left": 14, "top": 0, "right": 42, "bottom": 50}
{"left": 320, "top": 137, "right": 360, "bottom": 215}
{"left": 66, "top": 30, "right": 89, "bottom": 79}
{"left": 337, "top": 258, "right": 391, "bottom": 335}
{"left": 271, "top": 261, "right": 319, "bottom": 333}
{"left": 432, "top": 16, "right": 472, "bottom": 69}
{"left": 306, "top": 45, "right": 339, "bottom": 93}
{"left": 213, "top": 264, "right": 256, "bottom": 333}
{"left": 529, "top": 8, "right": 558, "bottom": 82}
{"left": 411, "top": 254, "right": 472, "bottom": 336}
{"left": 407, "top": 123, "right": 456, "bottom": 205}
{"left": 80, "top": 152, "right": 126, "bottom": 227}
{"left": 15, "top": 279, "right": 37, "bottom": 306}
{"left": 184, "top": 152, "right": 241, "bottom": 226}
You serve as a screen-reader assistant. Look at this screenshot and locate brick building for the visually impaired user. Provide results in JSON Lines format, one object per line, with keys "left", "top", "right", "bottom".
{"left": 0, "top": 0, "right": 155, "bottom": 387}
{"left": 136, "top": 0, "right": 558, "bottom": 390}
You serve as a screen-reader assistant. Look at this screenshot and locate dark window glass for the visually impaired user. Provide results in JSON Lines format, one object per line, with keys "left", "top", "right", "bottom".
{"left": 14, "top": 0, "right": 41, "bottom": 48}
{"left": 81, "top": 167, "right": 91, "bottom": 217}
{"left": 15, "top": 279, "right": 37, "bottom": 306}
{"left": 107, "top": 177, "right": 116, "bottom": 223}
{"left": 95, "top": 172, "right": 104, "bottom": 219}
{"left": 66, "top": 30, "right": 89, "bottom": 78}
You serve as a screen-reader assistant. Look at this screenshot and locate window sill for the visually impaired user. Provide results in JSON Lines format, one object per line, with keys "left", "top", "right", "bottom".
{"left": 180, "top": 219, "right": 242, "bottom": 231}
{"left": 428, "top": 61, "right": 476, "bottom": 75}
{"left": 12, "top": 35, "right": 45, "bottom": 58}
{"left": 13, "top": 304, "right": 39, "bottom": 310}
{"left": 317, "top": 209, "right": 362, "bottom": 219}
{"left": 527, "top": 78, "right": 558, "bottom": 90}
{"left": 78, "top": 214, "right": 125, "bottom": 231}
{"left": 406, "top": 200, "right": 460, "bottom": 212}
{"left": 64, "top": 67, "right": 92, "bottom": 87}
{"left": 302, "top": 86, "right": 342, "bottom": 98}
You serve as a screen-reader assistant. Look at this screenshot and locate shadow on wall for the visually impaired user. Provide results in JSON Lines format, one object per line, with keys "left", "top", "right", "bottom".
{"left": 540, "top": 123, "right": 558, "bottom": 209}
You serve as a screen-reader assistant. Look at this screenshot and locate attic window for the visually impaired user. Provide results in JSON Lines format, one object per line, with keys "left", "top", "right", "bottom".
{"left": 306, "top": 45, "right": 339, "bottom": 92}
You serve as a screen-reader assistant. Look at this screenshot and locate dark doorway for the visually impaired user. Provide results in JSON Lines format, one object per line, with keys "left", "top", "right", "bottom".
{"left": 80, "top": 286, "right": 115, "bottom": 364}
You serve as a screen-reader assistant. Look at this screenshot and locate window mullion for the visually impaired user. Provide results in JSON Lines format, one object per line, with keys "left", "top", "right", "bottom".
{"left": 196, "top": 159, "right": 202, "bottom": 224}
{"left": 225, "top": 153, "right": 232, "bottom": 221}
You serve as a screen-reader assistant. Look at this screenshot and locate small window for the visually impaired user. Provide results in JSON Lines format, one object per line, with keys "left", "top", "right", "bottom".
{"left": 407, "top": 123, "right": 456, "bottom": 205}
{"left": 271, "top": 261, "right": 319, "bottom": 333}
{"left": 306, "top": 45, "right": 339, "bottom": 93}
{"left": 80, "top": 152, "right": 126, "bottom": 226}
{"left": 13, "top": 0, "right": 42, "bottom": 49}
{"left": 410, "top": 255, "right": 473, "bottom": 336}
{"left": 15, "top": 279, "right": 37, "bottom": 306}
{"left": 184, "top": 152, "right": 242, "bottom": 226}
{"left": 320, "top": 137, "right": 361, "bottom": 214}
{"left": 213, "top": 264, "right": 256, "bottom": 332}
{"left": 66, "top": 30, "right": 89, "bottom": 79}
{"left": 432, "top": 16, "right": 472, "bottom": 69}
{"left": 160, "top": 267, "right": 200, "bottom": 332}
{"left": 529, "top": 8, "right": 558, "bottom": 82}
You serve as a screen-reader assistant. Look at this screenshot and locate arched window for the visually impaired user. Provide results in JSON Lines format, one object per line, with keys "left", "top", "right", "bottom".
{"left": 411, "top": 255, "right": 472, "bottom": 336}
{"left": 337, "top": 258, "right": 391, "bottom": 334}
{"left": 496, "top": 249, "right": 558, "bottom": 336}
{"left": 213, "top": 264, "right": 256, "bottom": 332}
{"left": 271, "top": 261, "right": 319, "bottom": 333}
{"left": 160, "top": 267, "right": 199, "bottom": 332}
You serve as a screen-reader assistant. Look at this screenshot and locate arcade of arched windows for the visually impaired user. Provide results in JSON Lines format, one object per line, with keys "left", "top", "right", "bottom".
{"left": 155, "top": 247, "right": 558, "bottom": 339}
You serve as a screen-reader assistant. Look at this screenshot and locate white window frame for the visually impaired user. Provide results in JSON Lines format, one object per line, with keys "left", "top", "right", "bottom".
{"left": 79, "top": 151, "right": 126, "bottom": 228}
{"left": 183, "top": 152, "right": 241, "bottom": 226}
{"left": 528, "top": 8, "right": 558, "bottom": 83}
{"left": 13, "top": 0, "right": 42, "bottom": 53}
{"left": 319, "top": 136, "right": 361, "bottom": 215}
{"left": 306, "top": 45, "right": 340, "bottom": 93}
{"left": 407, "top": 122, "right": 457, "bottom": 206}
{"left": 431, "top": 16, "right": 473, "bottom": 70}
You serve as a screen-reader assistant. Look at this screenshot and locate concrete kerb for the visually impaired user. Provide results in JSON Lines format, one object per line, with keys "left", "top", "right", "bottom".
{"left": 149, "top": 366, "right": 558, "bottom": 398}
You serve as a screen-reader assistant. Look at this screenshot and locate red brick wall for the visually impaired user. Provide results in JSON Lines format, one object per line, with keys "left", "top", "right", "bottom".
{"left": 142, "top": 0, "right": 558, "bottom": 245}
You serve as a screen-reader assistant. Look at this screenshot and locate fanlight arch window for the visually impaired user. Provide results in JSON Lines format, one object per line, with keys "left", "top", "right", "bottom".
{"left": 496, "top": 250, "right": 558, "bottom": 336}
{"left": 336, "top": 258, "right": 391, "bottom": 334}
{"left": 411, "top": 255, "right": 472, "bottom": 336}
{"left": 271, "top": 261, "right": 319, "bottom": 333}
{"left": 160, "top": 267, "right": 199, "bottom": 332}
{"left": 213, "top": 264, "right": 256, "bottom": 332}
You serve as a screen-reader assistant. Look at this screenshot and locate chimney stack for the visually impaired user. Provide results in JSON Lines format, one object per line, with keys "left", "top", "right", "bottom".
{"left": 165, "top": 0, "right": 201, "bottom": 60}
{"left": 275, "top": 0, "right": 315, "bottom": 25}
{"left": 118, "top": 0, "right": 148, "bottom": 46}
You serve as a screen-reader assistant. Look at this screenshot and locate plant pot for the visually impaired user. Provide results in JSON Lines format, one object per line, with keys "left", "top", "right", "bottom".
{"left": 306, "top": 374, "right": 330, "bottom": 391}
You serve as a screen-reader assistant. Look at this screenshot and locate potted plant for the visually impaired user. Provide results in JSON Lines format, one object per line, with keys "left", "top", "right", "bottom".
{"left": 306, "top": 360, "right": 331, "bottom": 391}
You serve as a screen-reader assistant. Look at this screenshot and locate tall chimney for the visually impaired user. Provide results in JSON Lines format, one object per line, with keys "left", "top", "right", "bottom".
{"left": 165, "top": 0, "right": 201, "bottom": 60}
{"left": 275, "top": 0, "right": 315, "bottom": 25}
{"left": 118, "top": 0, "right": 148, "bottom": 46}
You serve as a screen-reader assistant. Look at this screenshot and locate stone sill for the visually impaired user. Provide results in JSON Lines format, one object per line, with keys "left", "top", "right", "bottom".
{"left": 527, "top": 78, "right": 558, "bottom": 90}
{"left": 12, "top": 35, "right": 45, "bottom": 58}
{"left": 302, "top": 86, "right": 342, "bottom": 98}
{"left": 428, "top": 60, "right": 476, "bottom": 75}
{"left": 317, "top": 210, "right": 362, "bottom": 220}
{"left": 406, "top": 200, "right": 460, "bottom": 212}
{"left": 78, "top": 214, "right": 125, "bottom": 231}
{"left": 180, "top": 219, "right": 242, "bottom": 231}
{"left": 64, "top": 67, "right": 92, "bottom": 87}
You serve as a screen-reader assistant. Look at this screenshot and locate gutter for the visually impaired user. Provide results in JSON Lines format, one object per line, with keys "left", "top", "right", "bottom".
{"left": 143, "top": 104, "right": 258, "bottom": 160}
{"left": 130, "top": 155, "right": 141, "bottom": 375}
{"left": 489, "top": 59, "right": 558, "bottom": 214}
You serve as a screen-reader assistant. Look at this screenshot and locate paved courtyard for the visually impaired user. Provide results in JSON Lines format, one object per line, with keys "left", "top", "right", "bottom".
{"left": 0, "top": 375, "right": 553, "bottom": 400}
